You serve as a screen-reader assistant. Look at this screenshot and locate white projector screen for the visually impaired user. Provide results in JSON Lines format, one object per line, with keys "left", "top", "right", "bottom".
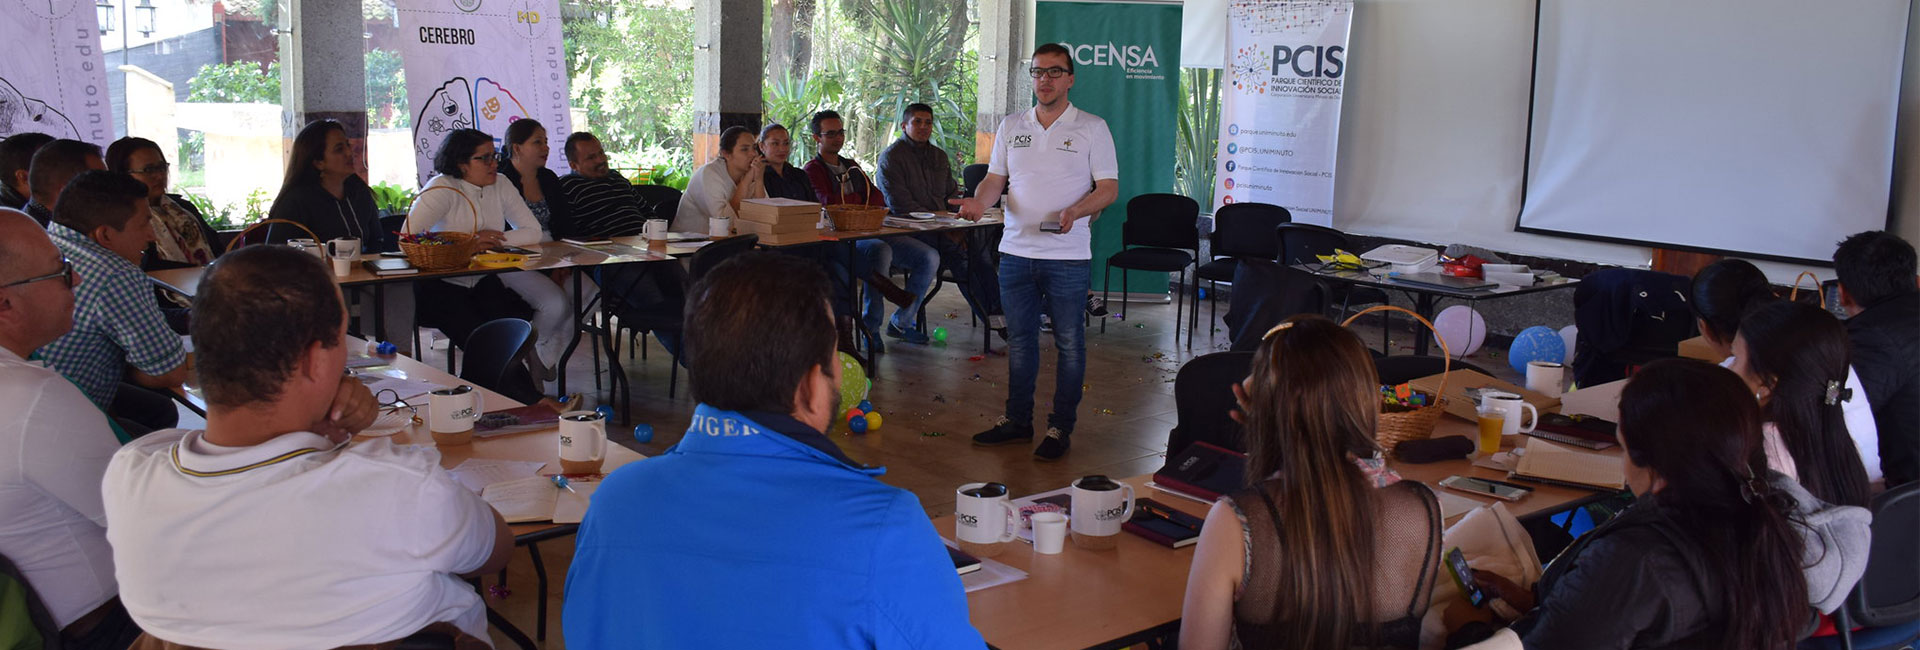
{"left": 1516, "top": 0, "right": 1910, "bottom": 264}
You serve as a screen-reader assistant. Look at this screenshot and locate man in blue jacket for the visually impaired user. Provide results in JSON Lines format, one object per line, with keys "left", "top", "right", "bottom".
{"left": 563, "top": 252, "right": 984, "bottom": 649}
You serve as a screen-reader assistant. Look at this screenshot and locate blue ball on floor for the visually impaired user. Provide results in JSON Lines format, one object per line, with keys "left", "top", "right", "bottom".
{"left": 595, "top": 405, "right": 615, "bottom": 421}
{"left": 848, "top": 415, "right": 869, "bottom": 434}
{"left": 632, "top": 423, "right": 654, "bottom": 444}
{"left": 858, "top": 400, "right": 874, "bottom": 413}
{"left": 1508, "top": 325, "right": 1568, "bottom": 373}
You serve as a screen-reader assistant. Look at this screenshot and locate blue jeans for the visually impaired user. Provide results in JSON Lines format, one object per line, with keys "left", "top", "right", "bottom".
{"left": 873, "top": 236, "right": 939, "bottom": 330}
{"left": 1000, "top": 254, "right": 1089, "bottom": 433}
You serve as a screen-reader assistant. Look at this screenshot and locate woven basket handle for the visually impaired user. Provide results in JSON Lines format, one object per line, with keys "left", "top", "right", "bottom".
{"left": 404, "top": 185, "right": 480, "bottom": 236}
{"left": 1342, "top": 304, "right": 1452, "bottom": 399}
{"left": 1788, "top": 270, "right": 1826, "bottom": 306}
{"left": 225, "top": 219, "right": 320, "bottom": 254}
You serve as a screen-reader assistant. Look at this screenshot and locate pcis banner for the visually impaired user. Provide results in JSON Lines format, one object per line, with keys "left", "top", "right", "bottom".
{"left": 1213, "top": 0, "right": 1352, "bottom": 226}
{"left": 397, "top": 0, "right": 571, "bottom": 185}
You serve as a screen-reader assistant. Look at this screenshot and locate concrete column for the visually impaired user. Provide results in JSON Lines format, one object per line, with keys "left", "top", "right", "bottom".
{"left": 692, "top": 0, "right": 765, "bottom": 167}
{"left": 279, "top": 0, "right": 367, "bottom": 177}
{"left": 974, "top": 0, "right": 1032, "bottom": 162}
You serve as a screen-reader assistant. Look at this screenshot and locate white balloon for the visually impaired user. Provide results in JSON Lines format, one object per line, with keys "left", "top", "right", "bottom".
{"left": 1559, "top": 325, "right": 1578, "bottom": 364}
{"left": 1432, "top": 305, "right": 1487, "bottom": 358}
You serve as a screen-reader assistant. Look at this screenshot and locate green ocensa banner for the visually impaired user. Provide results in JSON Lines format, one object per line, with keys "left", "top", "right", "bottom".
{"left": 1035, "top": 0, "right": 1183, "bottom": 295}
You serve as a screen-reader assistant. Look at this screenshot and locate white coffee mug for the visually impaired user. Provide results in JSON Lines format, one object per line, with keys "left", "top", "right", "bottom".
{"left": 326, "top": 238, "right": 359, "bottom": 260}
{"left": 1481, "top": 391, "right": 1538, "bottom": 437}
{"left": 427, "top": 385, "right": 479, "bottom": 445}
{"left": 558, "top": 410, "right": 608, "bottom": 474}
{"left": 1069, "top": 475, "right": 1136, "bottom": 549}
{"left": 644, "top": 219, "right": 669, "bottom": 240}
{"left": 1030, "top": 511, "right": 1068, "bottom": 555}
{"left": 1525, "top": 361, "right": 1566, "bottom": 398}
{"left": 708, "top": 216, "right": 732, "bottom": 238}
{"left": 954, "top": 482, "right": 1018, "bottom": 554}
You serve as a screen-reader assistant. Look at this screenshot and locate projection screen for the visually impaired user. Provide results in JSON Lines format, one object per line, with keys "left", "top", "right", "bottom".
{"left": 1516, "top": 0, "right": 1911, "bottom": 264}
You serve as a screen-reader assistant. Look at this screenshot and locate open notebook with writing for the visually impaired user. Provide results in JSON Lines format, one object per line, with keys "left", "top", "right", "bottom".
{"left": 480, "top": 476, "right": 599, "bottom": 524}
{"left": 1509, "top": 439, "right": 1625, "bottom": 491}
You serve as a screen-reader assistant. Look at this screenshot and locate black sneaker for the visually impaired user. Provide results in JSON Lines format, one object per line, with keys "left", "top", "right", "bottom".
{"left": 1034, "top": 428, "right": 1071, "bottom": 461}
{"left": 971, "top": 418, "right": 1034, "bottom": 446}
{"left": 1085, "top": 295, "right": 1109, "bottom": 317}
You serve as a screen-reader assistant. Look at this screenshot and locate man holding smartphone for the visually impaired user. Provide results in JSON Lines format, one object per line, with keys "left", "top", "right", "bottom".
{"left": 950, "top": 43, "right": 1120, "bottom": 461}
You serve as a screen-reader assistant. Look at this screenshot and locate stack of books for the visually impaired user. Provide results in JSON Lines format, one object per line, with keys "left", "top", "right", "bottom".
{"left": 738, "top": 198, "right": 823, "bottom": 245}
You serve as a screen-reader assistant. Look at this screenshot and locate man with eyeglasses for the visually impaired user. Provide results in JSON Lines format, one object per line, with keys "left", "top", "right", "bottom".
{"left": 0, "top": 207, "right": 146, "bottom": 649}
{"left": 36, "top": 171, "right": 189, "bottom": 436}
{"left": 802, "top": 109, "right": 921, "bottom": 351}
{"left": 951, "top": 42, "right": 1120, "bottom": 461}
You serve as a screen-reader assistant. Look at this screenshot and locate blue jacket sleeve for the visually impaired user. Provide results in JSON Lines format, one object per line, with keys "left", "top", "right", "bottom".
{"left": 870, "top": 492, "right": 986, "bottom": 650}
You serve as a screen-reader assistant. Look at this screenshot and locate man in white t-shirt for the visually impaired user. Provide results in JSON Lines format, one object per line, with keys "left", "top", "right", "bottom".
{"left": 951, "top": 43, "right": 1120, "bottom": 461}
{"left": 102, "top": 246, "right": 512, "bottom": 649}
{"left": 0, "top": 208, "right": 142, "bottom": 649}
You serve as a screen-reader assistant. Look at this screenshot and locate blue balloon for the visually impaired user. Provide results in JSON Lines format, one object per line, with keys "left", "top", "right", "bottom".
{"left": 632, "top": 423, "right": 654, "bottom": 444}
{"left": 1508, "top": 325, "right": 1568, "bottom": 373}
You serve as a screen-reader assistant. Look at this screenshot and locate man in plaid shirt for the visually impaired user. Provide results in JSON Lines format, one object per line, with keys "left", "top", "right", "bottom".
{"left": 38, "top": 171, "right": 187, "bottom": 435}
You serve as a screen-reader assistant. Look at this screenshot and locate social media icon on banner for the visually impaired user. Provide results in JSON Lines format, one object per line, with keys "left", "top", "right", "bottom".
{"left": 1224, "top": 178, "right": 1235, "bottom": 190}
{"left": 1228, "top": 124, "right": 1239, "bottom": 136}
{"left": 1222, "top": 196, "right": 1235, "bottom": 205}
{"left": 1227, "top": 143, "right": 1238, "bottom": 154}
{"left": 1225, "top": 160, "right": 1236, "bottom": 172}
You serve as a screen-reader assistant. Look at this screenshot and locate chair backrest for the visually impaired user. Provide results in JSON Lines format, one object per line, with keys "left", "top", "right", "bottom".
{"left": 458, "top": 318, "right": 534, "bottom": 397}
{"left": 1168, "top": 351, "right": 1254, "bottom": 456}
{"left": 962, "top": 164, "right": 989, "bottom": 198}
{"left": 1373, "top": 355, "right": 1492, "bottom": 385}
{"left": 1852, "top": 481, "right": 1920, "bottom": 627}
{"left": 1570, "top": 268, "right": 1695, "bottom": 386}
{"left": 1122, "top": 193, "right": 1201, "bottom": 250}
{"left": 689, "top": 234, "right": 760, "bottom": 282}
{"left": 633, "top": 184, "right": 683, "bottom": 224}
{"left": 379, "top": 214, "right": 408, "bottom": 244}
{"left": 1274, "top": 222, "right": 1350, "bottom": 265}
{"left": 1210, "top": 202, "right": 1291, "bottom": 259}
{"left": 229, "top": 219, "right": 320, "bottom": 253}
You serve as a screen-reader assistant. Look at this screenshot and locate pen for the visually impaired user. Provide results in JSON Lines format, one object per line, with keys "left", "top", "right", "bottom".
{"left": 551, "top": 475, "right": 577, "bottom": 493}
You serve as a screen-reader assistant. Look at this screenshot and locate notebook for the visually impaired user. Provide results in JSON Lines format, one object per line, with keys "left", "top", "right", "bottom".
{"left": 1526, "top": 413, "right": 1618, "bottom": 450}
{"left": 362, "top": 258, "right": 418, "bottom": 276}
{"left": 480, "top": 476, "right": 599, "bottom": 524}
{"left": 1152, "top": 442, "right": 1247, "bottom": 501}
{"left": 948, "top": 545, "right": 983, "bottom": 575}
{"left": 1509, "top": 438, "right": 1625, "bottom": 491}
{"left": 1122, "top": 498, "right": 1204, "bottom": 548}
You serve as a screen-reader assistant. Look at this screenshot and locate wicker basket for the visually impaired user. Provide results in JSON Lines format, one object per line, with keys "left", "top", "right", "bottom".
{"left": 1342, "top": 305, "right": 1452, "bottom": 450}
{"left": 825, "top": 204, "right": 887, "bottom": 232}
{"left": 399, "top": 186, "right": 479, "bottom": 271}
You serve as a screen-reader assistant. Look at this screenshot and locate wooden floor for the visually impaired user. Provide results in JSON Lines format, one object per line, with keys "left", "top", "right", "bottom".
{"left": 405, "top": 288, "right": 1512, "bottom": 648}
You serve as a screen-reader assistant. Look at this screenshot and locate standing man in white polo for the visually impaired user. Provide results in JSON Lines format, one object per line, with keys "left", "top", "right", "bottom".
{"left": 951, "top": 42, "right": 1120, "bottom": 461}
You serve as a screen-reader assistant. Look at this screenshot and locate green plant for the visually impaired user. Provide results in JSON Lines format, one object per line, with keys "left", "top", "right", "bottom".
{"left": 763, "top": 69, "right": 845, "bottom": 163}
{"left": 1175, "top": 68, "right": 1222, "bottom": 210}
{"left": 184, "top": 192, "right": 235, "bottom": 230}
{"left": 366, "top": 48, "right": 409, "bottom": 129}
{"left": 186, "top": 61, "right": 281, "bottom": 104}
{"left": 240, "top": 189, "right": 274, "bottom": 226}
{"left": 370, "top": 182, "right": 418, "bottom": 216}
{"left": 563, "top": 1, "right": 698, "bottom": 158}
{"left": 851, "top": 0, "right": 976, "bottom": 170}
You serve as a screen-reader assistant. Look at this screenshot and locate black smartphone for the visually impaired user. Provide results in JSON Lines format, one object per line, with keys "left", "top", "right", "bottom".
{"left": 1445, "top": 547, "right": 1486, "bottom": 607}
{"left": 1039, "top": 221, "right": 1063, "bottom": 233}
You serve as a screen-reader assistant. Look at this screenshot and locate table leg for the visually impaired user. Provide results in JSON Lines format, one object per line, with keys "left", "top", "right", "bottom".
{"left": 485, "top": 605, "right": 538, "bottom": 650}
{"left": 557, "top": 270, "right": 585, "bottom": 396}
{"left": 371, "top": 284, "right": 387, "bottom": 348}
{"left": 1412, "top": 293, "right": 1438, "bottom": 356}
{"left": 528, "top": 541, "right": 549, "bottom": 641}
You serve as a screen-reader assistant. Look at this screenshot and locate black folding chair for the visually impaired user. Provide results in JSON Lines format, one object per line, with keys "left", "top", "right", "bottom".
{"left": 1198, "top": 202, "right": 1290, "bottom": 332}
{"left": 1166, "top": 351, "right": 1254, "bottom": 457}
{"left": 1276, "top": 223, "right": 1390, "bottom": 349}
{"left": 459, "top": 318, "right": 542, "bottom": 405}
{"left": 1810, "top": 482, "right": 1920, "bottom": 650}
{"left": 1103, "top": 193, "right": 1202, "bottom": 347}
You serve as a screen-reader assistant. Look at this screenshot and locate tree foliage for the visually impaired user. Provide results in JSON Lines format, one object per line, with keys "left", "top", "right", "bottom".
{"left": 562, "top": 0, "right": 698, "bottom": 171}
{"left": 186, "top": 61, "right": 280, "bottom": 103}
{"left": 1176, "top": 68, "right": 1220, "bottom": 209}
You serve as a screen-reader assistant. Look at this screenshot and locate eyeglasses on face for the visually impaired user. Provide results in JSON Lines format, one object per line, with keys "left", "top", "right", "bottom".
{"left": 1029, "top": 67, "right": 1070, "bottom": 79}
{"left": 817, "top": 129, "right": 847, "bottom": 138}
{"left": 468, "top": 154, "right": 499, "bottom": 166}
{"left": 0, "top": 258, "right": 74, "bottom": 289}
{"left": 131, "top": 162, "right": 171, "bottom": 175}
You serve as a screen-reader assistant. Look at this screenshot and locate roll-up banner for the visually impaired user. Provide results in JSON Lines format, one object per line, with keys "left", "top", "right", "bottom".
{"left": 1036, "top": 0, "right": 1183, "bottom": 293}
{"left": 1214, "top": 0, "right": 1352, "bottom": 226}
{"left": 1, "top": 1, "right": 113, "bottom": 141}
{"left": 397, "top": 0, "right": 572, "bottom": 185}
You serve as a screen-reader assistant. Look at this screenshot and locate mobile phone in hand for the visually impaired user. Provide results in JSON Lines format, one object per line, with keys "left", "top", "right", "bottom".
{"left": 1445, "top": 547, "right": 1487, "bottom": 607}
{"left": 1039, "top": 221, "right": 1063, "bottom": 233}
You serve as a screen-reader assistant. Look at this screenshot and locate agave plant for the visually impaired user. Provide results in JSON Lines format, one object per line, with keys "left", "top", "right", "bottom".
{"left": 1175, "top": 68, "right": 1222, "bottom": 210}
{"left": 764, "top": 69, "right": 846, "bottom": 162}
{"left": 849, "top": 0, "right": 977, "bottom": 170}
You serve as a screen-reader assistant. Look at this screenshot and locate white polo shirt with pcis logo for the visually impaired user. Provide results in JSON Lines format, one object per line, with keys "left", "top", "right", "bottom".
{"left": 988, "top": 103, "right": 1120, "bottom": 261}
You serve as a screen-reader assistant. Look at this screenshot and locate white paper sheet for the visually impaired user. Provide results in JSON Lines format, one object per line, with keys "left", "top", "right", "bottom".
{"left": 449, "top": 459, "right": 548, "bottom": 494}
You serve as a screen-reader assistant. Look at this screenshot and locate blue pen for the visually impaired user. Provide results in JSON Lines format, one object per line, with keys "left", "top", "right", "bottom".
{"left": 551, "top": 475, "right": 577, "bottom": 493}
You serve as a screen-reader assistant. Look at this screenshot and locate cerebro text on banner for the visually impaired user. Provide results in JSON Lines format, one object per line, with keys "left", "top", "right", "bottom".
{"left": 1214, "top": 0, "right": 1352, "bottom": 226}
{"left": 1, "top": 0, "right": 114, "bottom": 141}
{"left": 397, "top": 0, "right": 571, "bottom": 185}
